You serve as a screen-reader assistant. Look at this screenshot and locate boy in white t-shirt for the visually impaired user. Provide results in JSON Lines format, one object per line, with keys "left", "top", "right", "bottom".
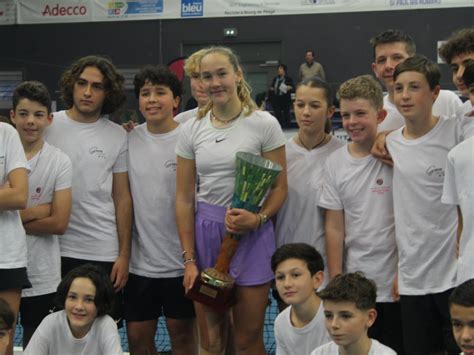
{"left": 386, "top": 55, "right": 474, "bottom": 354}
{"left": 319, "top": 75, "right": 402, "bottom": 354}
{"left": 370, "top": 29, "right": 463, "bottom": 133}
{"left": 449, "top": 279, "right": 474, "bottom": 355}
{"left": 10, "top": 81, "right": 72, "bottom": 348}
{"left": 311, "top": 272, "right": 396, "bottom": 355}
{"left": 123, "top": 66, "right": 197, "bottom": 354}
{"left": 442, "top": 62, "right": 474, "bottom": 285}
{"left": 271, "top": 243, "right": 330, "bottom": 355}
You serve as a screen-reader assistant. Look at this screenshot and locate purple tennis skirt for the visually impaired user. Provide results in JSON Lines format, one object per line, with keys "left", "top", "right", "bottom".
{"left": 195, "top": 202, "right": 276, "bottom": 286}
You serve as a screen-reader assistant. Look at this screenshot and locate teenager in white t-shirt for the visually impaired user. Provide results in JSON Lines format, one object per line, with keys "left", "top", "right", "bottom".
{"left": 0, "top": 121, "right": 29, "bottom": 355}
{"left": 10, "top": 81, "right": 73, "bottom": 347}
{"left": 25, "top": 264, "right": 122, "bottom": 355}
{"left": 319, "top": 75, "right": 402, "bottom": 354}
{"left": 176, "top": 46, "right": 287, "bottom": 354}
{"left": 442, "top": 135, "right": 474, "bottom": 285}
{"left": 271, "top": 244, "right": 330, "bottom": 355}
{"left": 274, "top": 77, "right": 344, "bottom": 267}
{"left": 311, "top": 273, "right": 396, "bottom": 355}
{"left": 386, "top": 55, "right": 474, "bottom": 354}
{"left": 123, "top": 66, "right": 197, "bottom": 354}
{"left": 44, "top": 56, "right": 132, "bottom": 323}
{"left": 370, "top": 29, "right": 464, "bottom": 133}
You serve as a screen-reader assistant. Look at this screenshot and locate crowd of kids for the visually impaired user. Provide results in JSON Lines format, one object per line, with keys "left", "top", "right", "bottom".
{"left": 0, "top": 26, "right": 473, "bottom": 355}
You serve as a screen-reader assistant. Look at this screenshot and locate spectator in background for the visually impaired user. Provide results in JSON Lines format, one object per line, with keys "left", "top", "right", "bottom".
{"left": 298, "top": 50, "right": 326, "bottom": 82}
{"left": 269, "top": 64, "right": 294, "bottom": 128}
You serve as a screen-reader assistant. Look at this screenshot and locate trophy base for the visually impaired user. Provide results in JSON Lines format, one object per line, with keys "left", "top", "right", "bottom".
{"left": 186, "top": 272, "right": 236, "bottom": 312}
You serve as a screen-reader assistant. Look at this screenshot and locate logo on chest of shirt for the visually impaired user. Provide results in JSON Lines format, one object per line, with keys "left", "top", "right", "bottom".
{"left": 31, "top": 186, "right": 43, "bottom": 201}
{"left": 164, "top": 159, "right": 177, "bottom": 171}
{"left": 88, "top": 146, "right": 107, "bottom": 160}
{"left": 425, "top": 165, "right": 444, "bottom": 179}
{"left": 215, "top": 138, "right": 226, "bottom": 143}
{"left": 371, "top": 177, "right": 390, "bottom": 195}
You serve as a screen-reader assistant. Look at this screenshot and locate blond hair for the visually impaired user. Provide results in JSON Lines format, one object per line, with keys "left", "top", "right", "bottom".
{"left": 337, "top": 75, "right": 383, "bottom": 110}
{"left": 197, "top": 46, "right": 257, "bottom": 119}
{"left": 184, "top": 49, "right": 207, "bottom": 77}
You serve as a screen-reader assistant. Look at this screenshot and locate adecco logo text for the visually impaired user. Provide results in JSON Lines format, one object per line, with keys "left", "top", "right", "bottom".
{"left": 42, "top": 4, "right": 87, "bottom": 16}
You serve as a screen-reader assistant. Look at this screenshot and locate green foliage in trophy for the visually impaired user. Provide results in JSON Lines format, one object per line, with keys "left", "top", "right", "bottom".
{"left": 187, "top": 152, "right": 282, "bottom": 311}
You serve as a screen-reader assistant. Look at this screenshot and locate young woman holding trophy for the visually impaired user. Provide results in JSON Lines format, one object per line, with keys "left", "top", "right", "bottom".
{"left": 176, "top": 46, "right": 288, "bottom": 354}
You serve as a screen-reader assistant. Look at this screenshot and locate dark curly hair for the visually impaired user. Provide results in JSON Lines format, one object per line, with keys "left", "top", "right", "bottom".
{"left": 439, "top": 28, "right": 474, "bottom": 65}
{"left": 318, "top": 272, "right": 377, "bottom": 311}
{"left": 55, "top": 264, "right": 115, "bottom": 317}
{"left": 13, "top": 81, "right": 51, "bottom": 113}
{"left": 449, "top": 279, "right": 474, "bottom": 308}
{"left": 133, "top": 65, "right": 182, "bottom": 99}
{"left": 59, "top": 55, "right": 126, "bottom": 115}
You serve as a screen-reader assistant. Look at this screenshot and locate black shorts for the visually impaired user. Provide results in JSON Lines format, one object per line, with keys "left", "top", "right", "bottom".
{"left": 400, "top": 289, "right": 460, "bottom": 354}
{"left": 20, "top": 292, "right": 55, "bottom": 327}
{"left": 368, "top": 302, "right": 404, "bottom": 355}
{"left": 123, "top": 273, "right": 195, "bottom": 321}
{"left": 0, "top": 268, "right": 31, "bottom": 291}
{"left": 61, "top": 257, "right": 124, "bottom": 327}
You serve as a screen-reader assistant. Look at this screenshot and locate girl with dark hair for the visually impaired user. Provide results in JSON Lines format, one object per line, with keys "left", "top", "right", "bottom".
{"left": 24, "top": 264, "right": 122, "bottom": 355}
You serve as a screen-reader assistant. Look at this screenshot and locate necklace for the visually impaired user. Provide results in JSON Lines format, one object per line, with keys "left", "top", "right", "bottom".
{"left": 211, "top": 109, "right": 242, "bottom": 124}
{"left": 298, "top": 133, "right": 327, "bottom": 151}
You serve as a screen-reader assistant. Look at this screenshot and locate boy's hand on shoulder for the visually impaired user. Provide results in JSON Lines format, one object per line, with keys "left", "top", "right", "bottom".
{"left": 122, "top": 120, "right": 137, "bottom": 132}
{"left": 371, "top": 130, "right": 394, "bottom": 167}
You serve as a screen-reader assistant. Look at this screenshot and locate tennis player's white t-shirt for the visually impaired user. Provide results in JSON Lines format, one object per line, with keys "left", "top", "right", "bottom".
{"left": 378, "top": 90, "right": 463, "bottom": 132}
{"left": 318, "top": 146, "right": 397, "bottom": 302}
{"left": 311, "top": 339, "right": 396, "bottom": 355}
{"left": 128, "top": 123, "right": 183, "bottom": 278}
{"left": 45, "top": 111, "right": 128, "bottom": 261}
{"left": 24, "top": 310, "right": 122, "bottom": 355}
{"left": 387, "top": 116, "right": 474, "bottom": 295}
{"left": 176, "top": 110, "right": 286, "bottom": 206}
{"left": 442, "top": 135, "right": 474, "bottom": 284}
{"left": 174, "top": 107, "right": 198, "bottom": 124}
{"left": 275, "top": 302, "right": 330, "bottom": 355}
{"left": 275, "top": 137, "right": 344, "bottom": 252}
{"left": 22, "top": 142, "right": 72, "bottom": 297}
{"left": 0, "top": 123, "right": 28, "bottom": 269}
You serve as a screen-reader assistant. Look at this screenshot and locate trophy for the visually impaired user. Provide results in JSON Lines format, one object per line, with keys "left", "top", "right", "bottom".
{"left": 187, "top": 152, "right": 282, "bottom": 311}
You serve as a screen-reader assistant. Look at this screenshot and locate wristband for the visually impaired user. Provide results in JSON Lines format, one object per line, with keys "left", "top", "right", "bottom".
{"left": 183, "top": 258, "right": 196, "bottom": 265}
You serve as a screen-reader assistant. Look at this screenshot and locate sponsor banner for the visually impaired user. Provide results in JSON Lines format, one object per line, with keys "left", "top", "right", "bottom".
{"left": 15, "top": 0, "right": 474, "bottom": 24}
{"left": 0, "top": 1, "right": 16, "bottom": 25}
{"left": 18, "top": 0, "right": 92, "bottom": 24}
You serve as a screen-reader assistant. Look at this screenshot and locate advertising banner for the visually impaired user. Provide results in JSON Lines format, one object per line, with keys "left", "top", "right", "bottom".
{"left": 12, "top": 0, "right": 474, "bottom": 24}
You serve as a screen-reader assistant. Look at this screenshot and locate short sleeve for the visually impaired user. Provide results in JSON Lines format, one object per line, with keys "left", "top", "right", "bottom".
{"left": 441, "top": 151, "right": 459, "bottom": 205}
{"left": 54, "top": 152, "right": 73, "bottom": 191}
{"left": 261, "top": 112, "right": 287, "bottom": 152}
{"left": 4, "top": 124, "right": 28, "bottom": 175}
{"left": 100, "top": 316, "right": 123, "bottom": 354}
{"left": 274, "top": 314, "right": 290, "bottom": 355}
{"left": 318, "top": 157, "right": 343, "bottom": 210}
{"left": 112, "top": 136, "right": 128, "bottom": 173}
{"left": 24, "top": 316, "right": 50, "bottom": 355}
{"left": 175, "top": 119, "right": 196, "bottom": 160}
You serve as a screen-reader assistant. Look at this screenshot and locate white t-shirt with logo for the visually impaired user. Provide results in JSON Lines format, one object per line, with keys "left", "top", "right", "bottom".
{"left": 22, "top": 142, "right": 72, "bottom": 297}
{"left": 318, "top": 146, "right": 397, "bottom": 302}
{"left": 378, "top": 90, "right": 463, "bottom": 132}
{"left": 24, "top": 310, "right": 122, "bottom": 355}
{"left": 176, "top": 110, "right": 286, "bottom": 207}
{"left": 311, "top": 339, "right": 396, "bottom": 355}
{"left": 0, "top": 123, "right": 28, "bottom": 269}
{"left": 386, "top": 116, "right": 474, "bottom": 295}
{"left": 275, "top": 302, "right": 330, "bottom": 355}
{"left": 442, "top": 136, "right": 474, "bottom": 284}
{"left": 45, "top": 111, "right": 128, "bottom": 262}
{"left": 128, "top": 123, "right": 184, "bottom": 278}
{"left": 174, "top": 107, "right": 198, "bottom": 124}
{"left": 275, "top": 137, "right": 344, "bottom": 259}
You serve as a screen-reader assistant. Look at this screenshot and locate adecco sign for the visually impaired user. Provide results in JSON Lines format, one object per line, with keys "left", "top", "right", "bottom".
{"left": 18, "top": 1, "right": 92, "bottom": 24}
{"left": 42, "top": 4, "right": 87, "bottom": 16}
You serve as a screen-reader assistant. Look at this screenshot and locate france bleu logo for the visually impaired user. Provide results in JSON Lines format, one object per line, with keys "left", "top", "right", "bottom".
{"left": 181, "top": 0, "right": 203, "bottom": 17}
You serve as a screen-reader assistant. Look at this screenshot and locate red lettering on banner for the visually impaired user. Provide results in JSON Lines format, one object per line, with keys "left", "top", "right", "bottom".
{"left": 41, "top": 4, "right": 87, "bottom": 16}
